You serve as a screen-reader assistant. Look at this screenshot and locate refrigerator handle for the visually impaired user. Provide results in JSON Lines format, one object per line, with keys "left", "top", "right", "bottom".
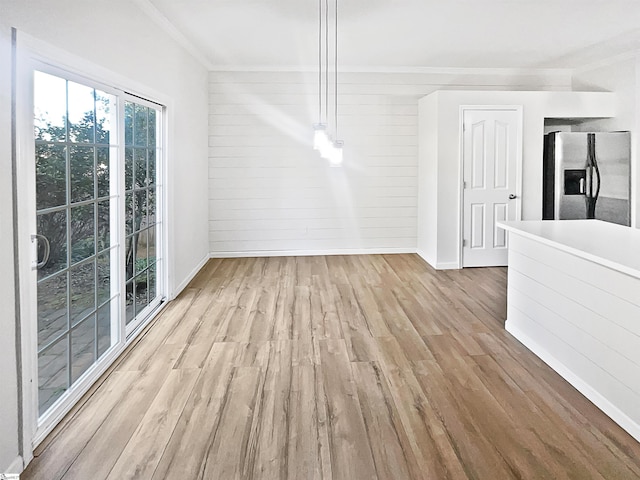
{"left": 592, "top": 159, "right": 601, "bottom": 201}
{"left": 586, "top": 133, "right": 601, "bottom": 201}
{"left": 585, "top": 133, "right": 599, "bottom": 219}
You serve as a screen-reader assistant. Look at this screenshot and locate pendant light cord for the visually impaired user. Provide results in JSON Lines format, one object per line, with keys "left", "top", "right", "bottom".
{"left": 325, "top": 0, "right": 329, "bottom": 126}
{"left": 318, "top": 0, "right": 322, "bottom": 124}
{"left": 334, "top": 0, "right": 338, "bottom": 138}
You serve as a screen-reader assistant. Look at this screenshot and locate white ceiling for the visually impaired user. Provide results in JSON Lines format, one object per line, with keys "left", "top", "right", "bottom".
{"left": 148, "top": 0, "right": 640, "bottom": 70}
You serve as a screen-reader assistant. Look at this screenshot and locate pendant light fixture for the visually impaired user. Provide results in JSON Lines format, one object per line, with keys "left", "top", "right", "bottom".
{"left": 313, "top": 0, "right": 343, "bottom": 165}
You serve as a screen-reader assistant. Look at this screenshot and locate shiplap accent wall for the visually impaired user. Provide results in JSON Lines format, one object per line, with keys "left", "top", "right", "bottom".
{"left": 208, "top": 70, "right": 571, "bottom": 256}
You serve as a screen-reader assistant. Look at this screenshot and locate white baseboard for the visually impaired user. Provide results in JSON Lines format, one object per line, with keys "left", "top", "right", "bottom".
{"left": 4, "top": 455, "right": 23, "bottom": 474}
{"left": 209, "top": 247, "right": 415, "bottom": 259}
{"left": 415, "top": 248, "right": 436, "bottom": 268}
{"left": 435, "top": 261, "right": 460, "bottom": 270}
{"left": 170, "top": 254, "right": 210, "bottom": 300}
{"left": 505, "top": 319, "right": 640, "bottom": 443}
{"left": 415, "top": 250, "right": 461, "bottom": 270}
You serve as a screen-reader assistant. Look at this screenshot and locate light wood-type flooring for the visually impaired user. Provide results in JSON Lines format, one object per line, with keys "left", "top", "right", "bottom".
{"left": 22, "top": 254, "right": 640, "bottom": 480}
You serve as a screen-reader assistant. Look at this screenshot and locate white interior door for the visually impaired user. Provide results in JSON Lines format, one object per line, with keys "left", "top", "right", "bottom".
{"left": 462, "top": 108, "right": 521, "bottom": 267}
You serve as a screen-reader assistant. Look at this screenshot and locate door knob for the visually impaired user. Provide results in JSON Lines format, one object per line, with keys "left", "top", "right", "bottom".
{"left": 508, "top": 194, "right": 517, "bottom": 200}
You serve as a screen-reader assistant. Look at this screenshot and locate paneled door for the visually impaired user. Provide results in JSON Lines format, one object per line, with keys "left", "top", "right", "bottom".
{"left": 462, "top": 108, "right": 521, "bottom": 267}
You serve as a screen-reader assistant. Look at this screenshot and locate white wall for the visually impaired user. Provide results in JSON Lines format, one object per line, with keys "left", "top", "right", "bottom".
{"left": 208, "top": 70, "right": 571, "bottom": 256}
{"left": 417, "top": 93, "right": 439, "bottom": 264}
{"left": 0, "top": 26, "right": 21, "bottom": 474}
{"left": 417, "top": 90, "right": 617, "bottom": 268}
{"left": 572, "top": 55, "right": 640, "bottom": 227}
{"left": 0, "top": 0, "right": 208, "bottom": 471}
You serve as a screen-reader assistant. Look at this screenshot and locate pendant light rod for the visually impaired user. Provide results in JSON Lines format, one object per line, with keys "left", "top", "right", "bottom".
{"left": 334, "top": 0, "right": 338, "bottom": 137}
{"left": 325, "top": 0, "right": 329, "bottom": 126}
{"left": 318, "top": 0, "right": 322, "bottom": 124}
{"left": 313, "top": 0, "right": 343, "bottom": 165}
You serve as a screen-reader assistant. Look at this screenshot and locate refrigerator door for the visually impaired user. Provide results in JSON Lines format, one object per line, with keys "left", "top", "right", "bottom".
{"left": 554, "top": 133, "right": 589, "bottom": 220}
{"left": 552, "top": 132, "right": 631, "bottom": 226}
{"left": 593, "top": 132, "right": 631, "bottom": 226}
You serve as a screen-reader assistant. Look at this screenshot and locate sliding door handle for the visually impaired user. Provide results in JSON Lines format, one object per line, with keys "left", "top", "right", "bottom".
{"left": 32, "top": 234, "right": 50, "bottom": 270}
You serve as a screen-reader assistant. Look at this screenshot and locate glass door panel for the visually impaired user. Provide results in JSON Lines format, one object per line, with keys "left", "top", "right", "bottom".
{"left": 124, "top": 100, "right": 162, "bottom": 331}
{"left": 34, "top": 71, "right": 118, "bottom": 415}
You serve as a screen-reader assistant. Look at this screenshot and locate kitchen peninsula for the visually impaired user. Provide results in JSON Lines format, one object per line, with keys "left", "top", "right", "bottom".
{"left": 498, "top": 220, "right": 640, "bottom": 442}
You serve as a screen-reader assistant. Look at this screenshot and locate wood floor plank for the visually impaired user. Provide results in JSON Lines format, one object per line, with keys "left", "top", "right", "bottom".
{"left": 318, "top": 339, "right": 378, "bottom": 479}
{"left": 21, "top": 370, "right": 140, "bottom": 480}
{"left": 60, "top": 345, "right": 185, "bottom": 480}
{"left": 446, "top": 367, "right": 586, "bottom": 480}
{"left": 353, "top": 361, "right": 422, "bottom": 479}
{"left": 162, "top": 287, "right": 221, "bottom": 347}
{"left": 272, "top": 258, "right": 296, "bottom": 342}
{"left": 170, "top": 289, "right": 236, "bottom": 369}
{"left": 287, "top": 365, "right": 330, "bottom": 480}
{"left": 242, "top": 286, "right": 278, "bottom": 343}
{"left": 349, "top": 276, "right": 392, "bottom": 337}
{"left": 295, "top": 256, "right": 313, "bottom": 287}
{"left": 334, "top": 283, "right": 375, "bottom": 362}
{"left": 150, "top": 342, "right": 238, "bottom": 480}
{"left": 375, "top": 336, "right": 468, "bottom": 479}
{"left": 375, "top": 289, "right": 436, "bottom": 362}
{"left": 214, "top": 285, "right": 259, "bottom": 342}
{"left": 245, "top": 340, "right": 293, "bottom": 479}
{"left": 310, "top": 274, "right": 344, "bottom": 341}
{"left": 199, "top": 366, "right": 262, "bottom": 479}
{"left": 115, "top": 288, "right": 200, "bottom": 372}
{"left": 187, "top": 258, "right": 223, "bottom": 289}
{"left": 489, "top": 347, "right": 640, "bottom": 478}
{"left": 390, "top": 284, "right": 444, "bottom": 336}
{"left": 411, "top": 359, "right": 518, "bottom": 480}
{"left": 105, "top": 368, "right": 200, "bottom": 480}
{"left": 22, "top": 254, "right": 640, "bottom": 480}
{"left": 324, "top": 255, "right": 350, "bottom": 285}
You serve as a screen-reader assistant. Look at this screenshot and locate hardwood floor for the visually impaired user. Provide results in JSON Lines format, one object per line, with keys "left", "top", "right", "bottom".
{"left": 22, "top": 254, "right": 640, "bottom": 480}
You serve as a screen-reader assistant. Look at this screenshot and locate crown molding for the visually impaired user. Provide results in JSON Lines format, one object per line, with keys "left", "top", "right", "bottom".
{"left": 573, "top": 49, "right": 640, "bottom": 75}
{"left": 207, "top": 63, "right": 572, "bottom": 77}
{"left": 132, "top": 0, "right": 214, "bottom": 70}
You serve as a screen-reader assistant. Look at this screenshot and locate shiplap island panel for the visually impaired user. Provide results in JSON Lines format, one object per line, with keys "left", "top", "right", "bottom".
{"left": 498, "top": 219, "right": 640, "bottom": 442}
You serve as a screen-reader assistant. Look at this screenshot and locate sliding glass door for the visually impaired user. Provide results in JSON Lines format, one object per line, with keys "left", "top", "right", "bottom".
{"left": 124, "top": 99, "right": 162, "bottom": 334}
{"left": 34, "top": 71, "right": 118, "bottom": 415}
{"left": 30, "top": 67, "right": 164, "bottom": 432}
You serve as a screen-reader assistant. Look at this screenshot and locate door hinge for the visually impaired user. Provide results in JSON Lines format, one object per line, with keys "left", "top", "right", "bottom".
{"left": 463, "top": 181, "right": 467, "bottom": 189}
{"left": 463, "top": 239, "right": 467, "bottom": 247}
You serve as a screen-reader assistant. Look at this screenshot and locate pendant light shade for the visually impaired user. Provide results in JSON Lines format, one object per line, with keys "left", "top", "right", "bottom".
{"left": 329, "top": 140, "right": 343, "bottom": 165}
{"left": 313, "top": 123, "right": 329, "bottom": 151}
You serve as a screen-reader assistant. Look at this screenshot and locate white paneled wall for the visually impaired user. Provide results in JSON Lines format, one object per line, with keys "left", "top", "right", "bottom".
{"left": 208, "top": 70, "right": 571, "bottom": 256}
{"left": 504, "top": 229, "right": 640, "bottom": 441}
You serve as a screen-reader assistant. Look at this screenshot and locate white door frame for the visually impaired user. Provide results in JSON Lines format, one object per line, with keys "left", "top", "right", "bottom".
{"left": 457, "top": 105, "right": 523, "bottom": 268}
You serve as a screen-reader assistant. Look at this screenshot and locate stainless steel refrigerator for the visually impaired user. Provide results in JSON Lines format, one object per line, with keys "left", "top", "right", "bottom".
{"left": 543, "top": 131, "right": 631, "bottom": 226}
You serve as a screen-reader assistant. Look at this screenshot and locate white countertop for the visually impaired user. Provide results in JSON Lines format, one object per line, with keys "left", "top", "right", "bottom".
{"left": 497, "top": 220, "right": 640, "bottom": 280}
